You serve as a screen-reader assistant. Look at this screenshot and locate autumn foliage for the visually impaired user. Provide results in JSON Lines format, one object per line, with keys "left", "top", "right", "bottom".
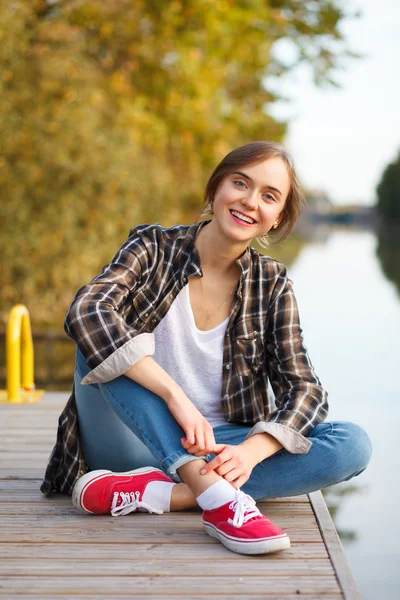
{"left": 0, "top": 0, "right": 355, "bottom": 327}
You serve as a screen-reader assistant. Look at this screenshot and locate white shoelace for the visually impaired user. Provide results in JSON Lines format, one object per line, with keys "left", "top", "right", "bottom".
{"left": 110, "top": 491, "right": 164, "bottom": 517}
{"left": 227, "top": 490, "right": 262, "bottom": 528}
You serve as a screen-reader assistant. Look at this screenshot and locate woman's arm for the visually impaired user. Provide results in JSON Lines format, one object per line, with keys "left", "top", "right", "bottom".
{"left": 124, "top": 355, "right": 182, "bottom": 403}
{"left": 65, "top": 225, "right": 155, "bottom": 385}
{"left": 245, "top": 265, "right": 328, "bottom": 454}
{"left": 124, "top": 356, "right": 218, "bottom": 453}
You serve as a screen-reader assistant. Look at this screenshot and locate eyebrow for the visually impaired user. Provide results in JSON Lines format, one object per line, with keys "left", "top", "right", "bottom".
{"left": 232, "top": 171, "right": 282, "bottom": 197}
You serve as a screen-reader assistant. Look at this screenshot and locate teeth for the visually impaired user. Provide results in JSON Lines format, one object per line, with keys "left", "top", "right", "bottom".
{"left": 231, "top": 210, "right": 255, "bottom": 224}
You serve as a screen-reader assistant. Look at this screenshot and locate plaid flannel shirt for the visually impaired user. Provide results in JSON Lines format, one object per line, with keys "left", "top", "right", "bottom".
{"left": 41, "top": 219, "right": 328, "bottom": 496}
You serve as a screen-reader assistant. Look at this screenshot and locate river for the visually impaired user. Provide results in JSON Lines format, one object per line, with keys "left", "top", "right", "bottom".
{"left": 275, "top": 228, "right": 399, "bottom": 600}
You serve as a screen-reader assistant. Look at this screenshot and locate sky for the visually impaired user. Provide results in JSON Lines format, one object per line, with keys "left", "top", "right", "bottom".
{"left": 266, "top": 0, "right": 400, "bottom": 206}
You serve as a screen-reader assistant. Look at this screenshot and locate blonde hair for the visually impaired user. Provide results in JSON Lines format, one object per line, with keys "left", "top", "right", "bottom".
{"left": 196, "top": 141, "right": 305, "bottom": 247}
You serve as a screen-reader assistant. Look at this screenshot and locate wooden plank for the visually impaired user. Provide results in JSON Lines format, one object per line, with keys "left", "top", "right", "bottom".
{"left": 0, "top": 429, "right": 59, "bottom": 435}
{"left": 0, "top": 575, "right": 342, "bottom": 595}
{"left": 0, "top": 557, "right": 334, "bottom": 576}
{"left": 0, "top": 406, "right": 65, "bottom": 414}
{"left": 308, "top": 491, "right": 361, "bottom": 600}
{"left": 0, "top": 418, "right": 60, "bottom": 426}
{"left": 0, "top": 452, "right": 53, "bottom": 459}
{"left": 0, "top": 440, "right": 55, "bottom": 449}
{"left": 0, "top": 520, "right": 317, "bottom": 535}
{"left": 0, "top": 496, "right": 73, "bottom": 505}
{"left": 0, "top": 513, "right": 319, "bottom": 529}
{"left": 0, "top": 542, "right": 330, "bottom": 560}
{"left": 0, "top": 527, "right": 324, "bottom": 544}
{"left": 1, "top": 417, "right": 61, "bottom": 424}
{"left": 0, "top": 494, "right": 311, "bottom": 508}
{"left": 0, "top": 431, "right": 57, "bottom": 437}
{"left": 0, "top": 502, "right": 314, "bottom": 516}
{"left": 1, "top": 409, "right": 63, "bottom": 416}
{"left": 0, "top": 472, "right": 47, "bottom": 479}
{"left": 0, "top": 404, "right": 66, "bottom": 411}
{"left": 0, "top": 466, "right": 51, "bottom": 473}
{"left": 0, "top": 394, "right": 68, "bottom": 406}
{"left": 0, "top": 596, "right": 343, "bottom": 600}
{"left": 0, "top": 424, "right": 58, "bottom": 431}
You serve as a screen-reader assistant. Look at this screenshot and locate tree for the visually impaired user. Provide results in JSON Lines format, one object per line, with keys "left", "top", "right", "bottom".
{"left": 0, "top": 0, "right": 359, "bottom": 327}
{"left": 376, "top": 150, "right": 400, "bottom": 221}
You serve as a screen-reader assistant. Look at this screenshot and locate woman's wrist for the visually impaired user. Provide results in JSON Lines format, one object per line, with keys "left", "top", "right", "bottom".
{"left": 241, "top": 432, "right": 283, "bottom": 464}
{"left": 163, "top": 383, "right": 186, "bottom": 406}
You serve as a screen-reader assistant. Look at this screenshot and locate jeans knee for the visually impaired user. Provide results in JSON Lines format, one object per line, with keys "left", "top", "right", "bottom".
{"left": 339, "top": 421, "right": 373, "bottom": 474}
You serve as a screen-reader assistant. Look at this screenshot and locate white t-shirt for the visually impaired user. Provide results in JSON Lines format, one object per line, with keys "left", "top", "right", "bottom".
{"left": 153, "top": 284, "right": 228, "bottom": 428}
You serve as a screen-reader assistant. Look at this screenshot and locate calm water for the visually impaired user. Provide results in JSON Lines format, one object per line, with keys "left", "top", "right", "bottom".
{"left": 282, "top": 229, "right": 400, "bottom": 600}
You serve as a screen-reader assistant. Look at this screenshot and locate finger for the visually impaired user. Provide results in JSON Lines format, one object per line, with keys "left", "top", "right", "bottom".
{"left": 181, "top": 438, "right": 197, "bottom": 453}
{"left": 195, "top": 429, "right": 205, "bottom": 453}
{"left": 191, "top": 445, "right": 207, "bottom": 455}
{"left": 205, "top": 431, "right": 216, "bottom": 454}
{"left": 214, "top": 459, "right": 237, "bottom": 477}
{"left": 223, "top": 468, "right": 242, "bottom": 483}
{"left": 200, "top": 452, "right": 227, "bottom": 475}
{"left": 182, "top": 438, "right": 209, "bottom": 456}
{"left": 231, "top": 474, "right": 248, "bottom": 490}
{"left": 213, "top": 443, "right": 226, "bottom": 453}
{"left": 185, "top": 429, "right": 195, "bottom": 445}
{"left": 183, "top": 441, "right": 202, "bottom": 455}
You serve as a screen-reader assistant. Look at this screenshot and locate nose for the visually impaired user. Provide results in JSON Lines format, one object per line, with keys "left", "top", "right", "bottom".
{"left": 241, "top": 189, "right": 258, "bottom": 210}
{"left": 241, "top": 196, "right": 257, "bottom": 211}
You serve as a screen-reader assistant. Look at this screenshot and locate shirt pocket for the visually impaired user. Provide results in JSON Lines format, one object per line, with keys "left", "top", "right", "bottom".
{"left": 233, "top": 330, "right": 264, "bottom": 376}
{"left": 130, "top": 287, "right": 155, "bottom": 319}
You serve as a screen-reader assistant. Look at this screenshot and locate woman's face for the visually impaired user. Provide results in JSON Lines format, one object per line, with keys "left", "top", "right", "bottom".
{"left": 211, "top": 156, "right": 291, "bottom": 245}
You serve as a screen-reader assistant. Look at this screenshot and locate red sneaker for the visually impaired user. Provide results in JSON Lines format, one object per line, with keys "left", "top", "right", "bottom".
{"left": 202, "top": 490, "right": 290, "bottom": 555}
{"left": 72, "top": 467, "right": 173, "bottom": 516}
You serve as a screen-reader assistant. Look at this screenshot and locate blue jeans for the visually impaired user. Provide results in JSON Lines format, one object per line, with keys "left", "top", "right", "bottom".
{"left": 74, "top": 347, "right": 372, "bottom": 501}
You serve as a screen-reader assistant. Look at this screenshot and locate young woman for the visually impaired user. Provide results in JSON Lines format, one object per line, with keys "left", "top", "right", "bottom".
{"left": 41, "top": 141, "right": 372, "bottom": 556}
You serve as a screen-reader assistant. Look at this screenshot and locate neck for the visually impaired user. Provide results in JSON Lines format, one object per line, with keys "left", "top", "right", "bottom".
{"left": 196, "top": 219, "right": 248, "bottom": 275}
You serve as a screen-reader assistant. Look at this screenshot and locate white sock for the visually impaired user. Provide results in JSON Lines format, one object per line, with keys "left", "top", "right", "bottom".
{"left": 142, "top": 481, "right": 176, "bottom": 513}
{"left": 196, "top": 479, "right": 237, "bottom": 511}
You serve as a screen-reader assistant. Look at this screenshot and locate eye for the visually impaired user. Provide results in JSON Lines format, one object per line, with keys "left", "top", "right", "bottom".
{"left": 263, "top": 193, "right": 276, "bottom": 202}
{"left": 233, "top": 180, "right": 246, "bottom": 188}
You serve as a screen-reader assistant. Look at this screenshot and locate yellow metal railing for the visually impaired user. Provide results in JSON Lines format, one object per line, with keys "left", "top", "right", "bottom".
{"left": 0, "top": 304, "right": 44, "bottom": 403}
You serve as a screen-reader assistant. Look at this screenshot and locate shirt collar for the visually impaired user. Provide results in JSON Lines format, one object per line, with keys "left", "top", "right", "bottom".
{"left": 181, "top": 219, "right": 252, "bottom": 282}
{"left": 235, "top": 246, "right": 251, "bottom": 276}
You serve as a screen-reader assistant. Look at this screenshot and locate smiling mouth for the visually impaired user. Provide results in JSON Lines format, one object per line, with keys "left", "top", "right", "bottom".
{"left": 229, "top": 210, "right": 257, "bottom": 225}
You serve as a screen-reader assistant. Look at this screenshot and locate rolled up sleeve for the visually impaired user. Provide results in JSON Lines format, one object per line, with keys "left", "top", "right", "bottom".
{"left": 64, "top": 228, "right": 155, "bottom": 385}
{"left": 246, "top": 266, "right": 328, "bottom": 454}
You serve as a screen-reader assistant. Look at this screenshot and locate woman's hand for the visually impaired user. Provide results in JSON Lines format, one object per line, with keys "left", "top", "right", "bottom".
{"left": 197, "top": 443, "right": 257, "bottom": 490}
{"left": 166, "top": 391, "right": 217, "bottom": 455}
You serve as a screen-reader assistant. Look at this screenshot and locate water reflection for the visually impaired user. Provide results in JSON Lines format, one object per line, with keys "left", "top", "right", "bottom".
{"left": 322, "top": 483, "right": 369, "bottom": 543}
{"left": 375, "top": 223, "right": 400, "bottom": 299}
{"left": 282, "top": 224, "right": 399, "bottom": 600}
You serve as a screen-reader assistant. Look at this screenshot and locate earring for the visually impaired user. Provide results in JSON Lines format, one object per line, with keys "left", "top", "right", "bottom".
{"left": 272, "top": 222, "right": 278, "bottom": 229}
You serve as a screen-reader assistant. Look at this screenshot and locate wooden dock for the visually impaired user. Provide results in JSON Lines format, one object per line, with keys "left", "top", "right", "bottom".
{"left": 0, "top": 393, "right": 361, "bottom": 599}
